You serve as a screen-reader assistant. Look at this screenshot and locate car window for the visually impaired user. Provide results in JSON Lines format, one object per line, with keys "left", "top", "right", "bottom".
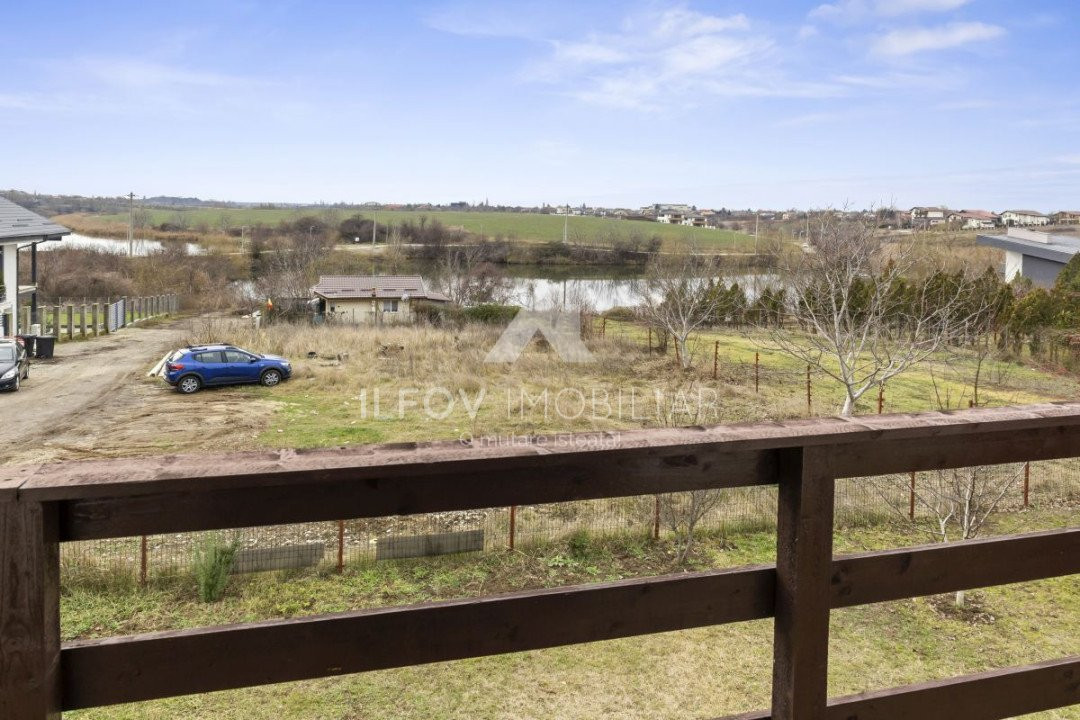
{"left": 168, "top": 349, "right": 186, "bottom": 361}
{"left": 0, "top": 347, "right": 15, "bottom": 361}
{"left": 224, "top": 350, "right": 252, "bottom": 363}
{"left": 194, "top": 351, "right": 225, "bottom": 363}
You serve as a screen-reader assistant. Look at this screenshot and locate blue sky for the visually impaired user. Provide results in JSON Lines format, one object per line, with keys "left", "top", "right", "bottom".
{"left": 1, "top": 0, "right": 1078, "bottom": 210}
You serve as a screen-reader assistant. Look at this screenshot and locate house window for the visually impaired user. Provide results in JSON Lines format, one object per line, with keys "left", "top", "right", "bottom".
{"left": 383, "top": 300, "right": 399, "bottom": 312}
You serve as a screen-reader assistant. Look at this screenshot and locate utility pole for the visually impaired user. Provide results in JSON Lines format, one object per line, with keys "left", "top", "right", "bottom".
{"left": 371, "top": 213, "right": 377, "bottom": 277}
{"left": 563, "top": 204, "right": 569, "bottom": 243}
{"left": 127, "top": 192, "right": 135, "bottom": 257}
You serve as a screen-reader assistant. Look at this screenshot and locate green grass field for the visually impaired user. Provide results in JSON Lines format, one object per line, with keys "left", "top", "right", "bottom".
{"left": 81, "top": 207, "right": 756, "bottom": 251}
{"left": 64, "top": 509, "right": 1080, "bottom": 720}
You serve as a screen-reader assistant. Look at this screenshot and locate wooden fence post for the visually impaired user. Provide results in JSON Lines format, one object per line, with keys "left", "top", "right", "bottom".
{"left": 653, "top": 495, "right": 661, "bottom": 540}
{"left": 771, "top": 447, "right": 834, "bottom": 720}
{"left": 0, "top": 497, "right": 61, "bottom": 718}
{"left": 1023, "top": 462, "right": 1030, "bottom": 508}
{"left": 877, "top": 385, "right": 884, "bottom": 414}
{"left": 337, "top": 520, "right": 345, "bottom": 573}
{"left": 713, "top": 340, "right": 719, "bottom": 380}
{"left": 909, "top": 472, "right": 916, "bottom": 520}
{"left": 806, "top": 365, "right": 812, "bottom": 415}
{"left": 508, "top": 505, "right": 517, "bottom": 550}
{"left": 755, "top": 352, "right": 760, "bottom": 393}
{"left": 140, "top": 536, "right": 148, "bottom": 586}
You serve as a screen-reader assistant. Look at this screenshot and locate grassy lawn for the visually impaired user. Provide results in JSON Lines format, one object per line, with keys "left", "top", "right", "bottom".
{"left": 64, "top": 508, "right": 1080, "bottom": 720}
{"left": 56, "top": 207, "right": 756, "bottom": 252}
{"left": 205, "top": 319, "right": 1080, "bottom": 452}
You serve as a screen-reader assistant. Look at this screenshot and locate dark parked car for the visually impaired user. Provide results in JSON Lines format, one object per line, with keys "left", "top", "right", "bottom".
{"left": 163, "top": 344, "right": 292, "bottom": 394}
{"left": 0, "top": 339, "right": 30, "bottom": 392}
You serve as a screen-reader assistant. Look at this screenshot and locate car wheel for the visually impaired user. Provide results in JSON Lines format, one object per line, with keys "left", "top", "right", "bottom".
{"left": 261, "top": 369, "right": 282, "bottom": 387}
{"left": 12, "top": 374, "right": 20, "bottom": 392}
{"left": 177, "top": 375, "right": 202, "bottom": 394}
{"left": 23, "top": 365, "right": 29, "bottom": 380}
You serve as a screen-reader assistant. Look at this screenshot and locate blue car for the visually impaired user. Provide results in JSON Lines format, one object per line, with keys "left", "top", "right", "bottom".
{"left": 164, "top": 344, "right": 292, "bottom": 394}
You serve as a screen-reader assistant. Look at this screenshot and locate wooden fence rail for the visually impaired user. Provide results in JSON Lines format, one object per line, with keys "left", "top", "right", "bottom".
{"left": 2, "top": 402, "right": 1080, "bottom": 718}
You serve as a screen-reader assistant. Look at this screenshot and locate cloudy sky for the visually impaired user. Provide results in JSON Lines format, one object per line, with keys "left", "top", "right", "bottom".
{"left": 1, "top": 0, "right": 1077, "bottom": 210}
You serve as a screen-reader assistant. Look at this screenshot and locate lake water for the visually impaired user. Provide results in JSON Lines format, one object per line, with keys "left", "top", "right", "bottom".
{"left": 39, "top": 233, "right": 204, "bottom": 256}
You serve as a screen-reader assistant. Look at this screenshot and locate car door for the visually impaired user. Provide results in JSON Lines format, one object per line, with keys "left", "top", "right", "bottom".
{"left": 194, "top": 351, "right": 229, "bottom": 385}
{"left": 224, "top": 349, "right": 261, "bottom": 383}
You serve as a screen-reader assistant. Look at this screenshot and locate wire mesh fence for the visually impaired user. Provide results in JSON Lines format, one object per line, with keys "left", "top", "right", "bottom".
{"left": 60, "top": 457, "right": 1080, "bottom": 582}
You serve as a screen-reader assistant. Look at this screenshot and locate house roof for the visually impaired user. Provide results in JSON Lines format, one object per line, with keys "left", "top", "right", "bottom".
{"left": 1003, "top": 210, "right": 1048, "bottom": 217}
{"left": 312, "top": 275, "right": 449, "bottom": 302}
{"left": 0, "top": 196, "right": 71, "bottom": 242}
{"left": 977, "top": 232, "right": 1080, "bottom": 264}
{"left": 953, "top": 210, "right": 999, "bottom": 220}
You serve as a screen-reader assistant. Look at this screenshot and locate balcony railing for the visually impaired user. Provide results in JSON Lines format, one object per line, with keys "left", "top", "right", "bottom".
{"left": 1, "top": 402, "right": 1078, "bottom": 718}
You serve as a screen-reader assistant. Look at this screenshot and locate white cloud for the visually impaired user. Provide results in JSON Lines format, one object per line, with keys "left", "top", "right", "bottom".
{"left": 513, "top": 6, "right": 840, "bottom": 109}
{"left": 798, "top": 24, "right": 820, "bottom": 39}
{"left": 876, "top": 0, "right": 972, "bottom": 15}
{"left": 811, "top": 0, "right": 971, "bottom": 22}
{"left": 873, "top": 22, "right": 1005, "bottom": 56}
{"left": 77, "top": 57, "right": 248, "bottom": 88}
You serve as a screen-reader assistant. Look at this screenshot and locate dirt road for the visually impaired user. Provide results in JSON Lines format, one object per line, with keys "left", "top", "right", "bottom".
{"left": 0, "top": 318, "right": 277, "bottom": 465}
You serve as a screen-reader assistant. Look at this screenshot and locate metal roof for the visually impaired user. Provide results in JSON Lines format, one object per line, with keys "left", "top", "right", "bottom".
{"left": 312, "top": 275, "right": 449, "bottom": 302}
{"left": 0, "top": 196, "right": 71, "bottom": 242}
{"left": 977, "top": 232, "right": 1080, "bottom": 264}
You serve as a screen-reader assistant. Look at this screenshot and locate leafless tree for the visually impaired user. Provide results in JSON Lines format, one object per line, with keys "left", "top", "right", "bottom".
{"left": 756, "top": 212, "right": 989, "bottom": 415}
{"left": 253, "top": 228, "right": 331, "bottom": 303}
{"left": 635, "top": 250, "right": 724, "bottom": 370}
{"left": 436, "top": 245, "right": 511, "bottom": 306}
{"left": 872, "top": 382, "right": 1024, "bottom": 607}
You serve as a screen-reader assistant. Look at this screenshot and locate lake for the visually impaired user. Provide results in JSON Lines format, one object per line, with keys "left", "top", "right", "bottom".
{"left": 39, "top": 233, "right": 204, "bottom": 256}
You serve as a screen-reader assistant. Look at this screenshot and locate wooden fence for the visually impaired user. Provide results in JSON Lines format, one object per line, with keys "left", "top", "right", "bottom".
{"left": 23, "top": 294, "right": 179, "bottom": 341}
{"left": 2, "top": 402, "right": 1079, "bottom": 718}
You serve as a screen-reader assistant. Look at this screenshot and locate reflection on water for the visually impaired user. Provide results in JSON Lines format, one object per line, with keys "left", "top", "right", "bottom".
{"left": 40, "top": 233, "right": 204, "bottom": 256}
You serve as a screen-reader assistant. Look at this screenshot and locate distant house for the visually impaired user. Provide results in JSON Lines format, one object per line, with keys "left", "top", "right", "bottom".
{"left": 0, "top": 196, "right": 70, "bottom": 336}
{"left": 657, "top": 211, "right": 684, "bottom": 224}
{"left": 947, "top": 210, "right": 1000, "bottom": 230}
{"left": 312, "top": 275, "right": 449, "bottom": 325}
{"left": 977, "top": 228, "right": 1080, "bottom": 287}
{"left": 1000, "top": 210, "right": 1050, "bottom": 227}
{"left": 910, "top": 207, "right": 948, "bottom": 228}
{"left": 680, "top": 215, "right": 707, "bottom": 227}
{"left": 1052, "top": 211, "right": 1080, "bottom": 225}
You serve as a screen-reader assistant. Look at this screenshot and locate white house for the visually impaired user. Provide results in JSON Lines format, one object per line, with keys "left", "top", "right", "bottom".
{"left": 312, "top": 275, "right": 449, "bottom": 325}
{"left": 657, "top": 211, "right": 684, "bottom": 224}
{"left": 910, "top": 207, "right": 948, "bottom": 227}
{"left": 680, "top": 215, "right": 707, "bottom": 227}
{"left": 0, "top": 197, "right": 70, "bottom": 336}
{"left": 1001, "top": 210, "right": 1050, "bottom": 227}
{"left": 978, "top": 228, "right": 1080, "bottom": 287}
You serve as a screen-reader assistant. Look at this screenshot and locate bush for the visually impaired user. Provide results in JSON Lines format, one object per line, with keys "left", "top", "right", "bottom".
{"left": 193, "top": 534, "right": 239, "bottom": 603}
{"left": 462, "top": 304, "right": 519, "bottom": 325}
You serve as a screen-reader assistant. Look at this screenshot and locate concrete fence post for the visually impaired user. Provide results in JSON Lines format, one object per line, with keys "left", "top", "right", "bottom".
{"left": 53, "top": 305, "right": 61, "bottom": 340}
{"left": 65, "top": 305, "right": 73, "bottom": 341}
{"left": 91, "top": 303, "right": 99, "bottom": 337}
{"left": 79, "top": 304, "right": 87, "bottom": 338}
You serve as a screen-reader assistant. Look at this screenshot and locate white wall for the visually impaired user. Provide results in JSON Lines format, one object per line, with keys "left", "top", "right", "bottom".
{"left": 1005, "top": 250, "right": 1023, "bottom": 283}
{"left": 2, "top": 243, "right": 18, "bottom": 334}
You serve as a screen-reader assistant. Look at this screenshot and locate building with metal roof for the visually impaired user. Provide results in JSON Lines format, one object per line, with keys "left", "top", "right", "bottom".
{"left": 0, "top": 196, "right": 71, "bottom": 336}
{"left": 311, "top": 275, "right": 449, "bottom": 325}
{"left": 977, "top": 228, "right": 1080, "bottom": 288}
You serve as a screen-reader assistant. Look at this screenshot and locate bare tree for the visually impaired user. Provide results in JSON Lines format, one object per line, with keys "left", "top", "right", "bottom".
{"left": 436, "top": 245, "right": 511, "bottom": 306}
{"left": 873, "top": 380, "right": 1024, "bottom": 607}
{"left": 635, "top": 250, "right": 724, "bottom": 370}
{"left": 757, "top": 213, "right": 988, "bottom": 415}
